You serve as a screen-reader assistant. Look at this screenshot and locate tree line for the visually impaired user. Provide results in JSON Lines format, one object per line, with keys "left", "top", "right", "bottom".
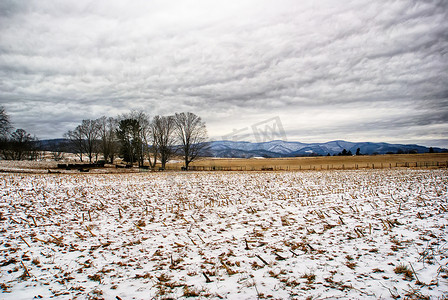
{"left": 63, "top": 111, "right": 208, "bottom": 170}
{"left": 0, "top": 106, "right": 208, "bottom": 170}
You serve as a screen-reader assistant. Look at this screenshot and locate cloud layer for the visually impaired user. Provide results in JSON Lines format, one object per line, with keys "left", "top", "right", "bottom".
{"left": 0, "top": 0, "right": 447, "bottom": 147}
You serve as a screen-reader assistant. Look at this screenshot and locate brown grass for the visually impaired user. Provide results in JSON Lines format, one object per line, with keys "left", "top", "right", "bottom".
{"left": 3, "top": 152, "right": 446, "bottom": 174}
{"left": 301, "top": 272, "right": 316, "bottom": 284}
{"left": 167, "top": 153, "right": 448, "bottom": 171}
{"left": 394, "top": 264, "right": 414, "bottom": 280}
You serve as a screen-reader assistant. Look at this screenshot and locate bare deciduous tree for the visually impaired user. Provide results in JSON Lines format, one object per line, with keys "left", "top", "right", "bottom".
{"left": 81, "top": 119, "right": 101, "bottom": 163}
{"left": 144, "top": 121, "right": 158, "bottom": 170}
{"left": 133, "top": 111, "right": 151, "bottom": 168}
{"left": 64, "top": 119, "right": 101, "bottom": 163}
{"left": 0, "top": 106, "right": 11, "bottom": 137}
{"left": 0, "top": 106, "right": 11, "bottom": 155}
{"left": 97, "top": 116, "right": 118, "bottom": 163}
{"left": 173, "top": 112, "right": 208, "bottom": 170}
{"left": 152, "top": 115, "right": 175, "bottom": 170}
{"left": 64, "top": 126, "right": 85, "bottom": 161}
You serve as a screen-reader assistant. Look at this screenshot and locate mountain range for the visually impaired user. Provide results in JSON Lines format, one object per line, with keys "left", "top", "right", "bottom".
{"left": 207, "top": 140, "right": 446, "bottom": 158}
{"left": 39, "top": 139, "right": 446, "bottom": 158}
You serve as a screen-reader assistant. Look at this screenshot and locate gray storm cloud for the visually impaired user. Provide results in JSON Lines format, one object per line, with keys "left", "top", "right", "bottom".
{"left": 0, "top": 0, "right": 447, "bottom": 147}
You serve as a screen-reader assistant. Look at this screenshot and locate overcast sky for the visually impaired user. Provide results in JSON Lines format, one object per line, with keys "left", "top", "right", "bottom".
{"left": 0, "top": 0, "right": 447, "bottom": 147}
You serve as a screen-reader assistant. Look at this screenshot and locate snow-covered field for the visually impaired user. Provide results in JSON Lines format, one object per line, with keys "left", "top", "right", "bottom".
{"left": 0, "top": 169, "right": 447, "bottom": 299}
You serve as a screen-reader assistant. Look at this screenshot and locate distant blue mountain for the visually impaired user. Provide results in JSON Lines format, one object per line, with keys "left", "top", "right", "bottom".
{"left": 38, "top": 138, "right": 446, "bottom": 158}
{"left": 208, "top": 140, "right": 446, "bottom": 158}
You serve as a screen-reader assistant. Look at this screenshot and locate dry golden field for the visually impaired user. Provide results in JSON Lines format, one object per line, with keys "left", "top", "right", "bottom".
{"left": 0, "top": 153, "right": 446, "bottom": 174}
{"left": 167, "top": 153, "right": 448, "bottom": 171}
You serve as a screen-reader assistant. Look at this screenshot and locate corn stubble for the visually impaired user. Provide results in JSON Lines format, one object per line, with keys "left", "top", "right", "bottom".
{"left": 0, "top": 169, "right": 447, "bottom": 299}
